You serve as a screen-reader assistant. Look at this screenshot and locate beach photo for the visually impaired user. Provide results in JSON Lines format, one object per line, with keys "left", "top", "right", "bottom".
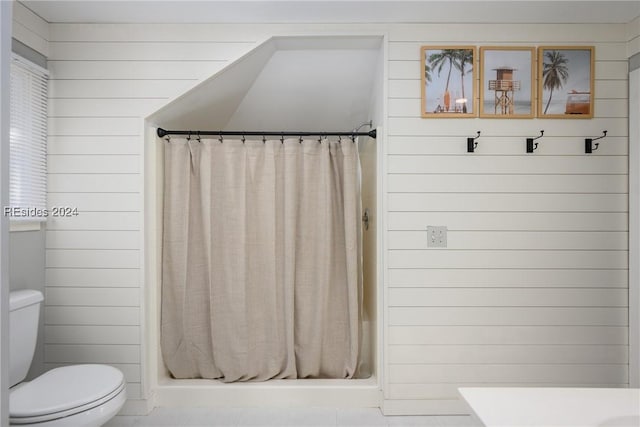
{"left": 421, "top": 46, "right": 476, "bottom": 117}
{"left": 480, "top": 47, "right": 535, "bottom": 118}
{"left": 538, "top": 46, "right": 594, "bottom": 118}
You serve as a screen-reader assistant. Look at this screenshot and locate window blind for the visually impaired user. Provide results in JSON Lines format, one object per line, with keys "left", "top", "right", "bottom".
{"left": 9, "top": 54, "right": 48, "bottom": 221}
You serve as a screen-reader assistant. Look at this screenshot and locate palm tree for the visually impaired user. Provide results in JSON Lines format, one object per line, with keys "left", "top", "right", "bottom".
{"left": 542, "top": 50, "right": 569, "bottom": 114}
{"left": 428, "top": 49, "right": 458, "bottom": 111}
{"left": 424, "top": 62, "right": 432, "bottom": 83}
{"left": 453, "top": 50, "right": 473, "bottom": 113}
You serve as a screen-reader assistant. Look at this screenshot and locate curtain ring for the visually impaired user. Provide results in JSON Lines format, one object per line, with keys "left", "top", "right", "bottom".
{"left": 338, "top": 135, "right": 342, "bottom": 143}
{"left": 350, "top": 134, "right": 356, "bottom": 143}
{"left": 196, "top": 131, "right": 201, "bottom": 143}
{"left": 262, "top": 135, "right": 266, "bottom": 144}
{"left": 299, "top": 136, "right": 303, "bottom": 144}
{"left": 187, "top": 131, "right": 191, "bottom": 141}
{"left": 242, "top": 134, "right": 246, "bottom": 144}
{"left": 280, "top": 133, "right": 285, "bottom": 144}
{"left": 218, "top": 131, "right": 223, "bottom": 144}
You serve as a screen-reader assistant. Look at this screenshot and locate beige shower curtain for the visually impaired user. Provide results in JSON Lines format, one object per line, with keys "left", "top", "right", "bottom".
{"left": 161, "top": 137, "right": 362, "bottom": 382}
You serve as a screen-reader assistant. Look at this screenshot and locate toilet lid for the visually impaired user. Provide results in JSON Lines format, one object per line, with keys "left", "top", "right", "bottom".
{"left": 10, "top": 364, "right": 125, "bottom": 418}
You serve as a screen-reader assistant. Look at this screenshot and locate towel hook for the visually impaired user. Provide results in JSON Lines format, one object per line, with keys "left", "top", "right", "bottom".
{"left": 526, "top": 130, "right": 544, "bottom": 153}
{"left": 585, "top": 130, "right": 607, "bottom": 153}
{"left": 467, "top": 131, "right": 481, "bottom": 153}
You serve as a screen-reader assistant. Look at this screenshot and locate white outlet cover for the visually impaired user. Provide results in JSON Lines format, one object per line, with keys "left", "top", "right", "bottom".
{"left": 427, "top": 226, "right": 448, "bottom": 248}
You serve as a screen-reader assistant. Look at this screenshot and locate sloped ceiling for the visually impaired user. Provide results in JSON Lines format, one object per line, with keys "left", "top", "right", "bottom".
{"left": 148, "top": 36, "right": 382, "bottom": 133}
{"left": 224, "top": 49, "right": 379, "bottom": 132}
{"left": 148, "top": 40, "right": 277, "bottom": 130}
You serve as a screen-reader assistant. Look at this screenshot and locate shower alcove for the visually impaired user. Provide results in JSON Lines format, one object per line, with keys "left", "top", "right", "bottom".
{"left": 144, "top": 35, "right": 385, "bottom": 408}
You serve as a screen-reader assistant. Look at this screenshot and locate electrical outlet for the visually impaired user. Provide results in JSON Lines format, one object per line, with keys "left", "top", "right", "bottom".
{"left": 427, "top": 226, "right": 447, "bottom": 248}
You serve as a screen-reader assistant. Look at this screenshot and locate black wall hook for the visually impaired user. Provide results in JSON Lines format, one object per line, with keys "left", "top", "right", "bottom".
{"left": 585, "top": 130, "right": 607, "bottom": 153}
{"left": 526, "top": 130, "right": 544, "bottom": 153}
{"left": 467, "top": 131, "right": 481, "bottom": 153}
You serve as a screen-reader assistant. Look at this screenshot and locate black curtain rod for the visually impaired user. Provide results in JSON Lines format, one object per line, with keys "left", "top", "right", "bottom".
{"left": 156, "top": 128, "right": 377, "bottom": 139}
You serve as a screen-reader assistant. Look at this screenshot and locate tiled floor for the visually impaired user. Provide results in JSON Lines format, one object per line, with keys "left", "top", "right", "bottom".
{"left": 104, "top": 408, "right": 480, "bottom": 427}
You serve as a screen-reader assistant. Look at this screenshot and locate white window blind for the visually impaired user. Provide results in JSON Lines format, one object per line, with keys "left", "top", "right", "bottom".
{"left": 10, "top": 54, "right": 48, "bottom": 221}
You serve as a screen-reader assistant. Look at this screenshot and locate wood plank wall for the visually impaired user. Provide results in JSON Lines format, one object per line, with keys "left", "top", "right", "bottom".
{"left": 628, "top": 16, "right": 640, "bottom": 57}
{"left": 45, "top": 23, "right": 260, "bottom": 405}
{"left": 43, "top": 21, "right": 630, "bottom": 415}
{"left": 12, "top": 2, "right": 48, "bottom": 57}
{"left": 383, "top": 23, "right": 629, "bottom": 414}
{"left": 626, "top": 13, "right": 640, "bottom": 390}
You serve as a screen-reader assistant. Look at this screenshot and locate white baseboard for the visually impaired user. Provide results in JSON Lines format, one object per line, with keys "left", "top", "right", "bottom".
{"left": 382, "top": 399, "right": 471, "bottom": 416}
{"left": 119, "top": 396, "right": 155, "bottom": 416}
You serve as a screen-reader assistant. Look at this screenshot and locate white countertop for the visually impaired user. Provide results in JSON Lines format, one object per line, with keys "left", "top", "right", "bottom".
{"left": 458, "top": 387, "right": 640, "bottom": 427}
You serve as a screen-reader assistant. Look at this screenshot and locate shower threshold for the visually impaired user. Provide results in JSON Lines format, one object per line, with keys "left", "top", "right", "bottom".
{"left": 154, "top": 377, "right": 381, "bottom": 408}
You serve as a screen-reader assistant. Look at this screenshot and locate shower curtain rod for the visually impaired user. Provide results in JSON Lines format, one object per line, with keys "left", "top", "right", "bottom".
{"left": 156, "top": 128, "right": 377, "bottom": 139}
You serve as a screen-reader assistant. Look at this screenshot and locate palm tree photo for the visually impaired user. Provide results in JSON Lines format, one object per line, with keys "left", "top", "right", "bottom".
{"left": 424, "top": 62, "right": 432, "bottom": 83}
{"left": 542, "top": 50, "right": 569, "bottom": 114}
{"left": 454, "top": 50, "right": 473, "bottom": 113}
{"left": 428, "top": 49, "right": 458, "bottom": 112}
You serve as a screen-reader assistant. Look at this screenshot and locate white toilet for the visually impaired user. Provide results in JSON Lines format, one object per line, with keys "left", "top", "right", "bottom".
{"left": 9, "top": 290, "right": 126, "bottom": 426}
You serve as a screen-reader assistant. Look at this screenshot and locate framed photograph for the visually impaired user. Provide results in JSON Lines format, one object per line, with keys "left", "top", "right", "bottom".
{"left": 480, "top": 47, "right": 535, "bottom": 118}
{"left": 421, "top": 46, "right": 476, "bottom": 117}
{"left": 538, "top": 46, "right": 594, "bottom": 118}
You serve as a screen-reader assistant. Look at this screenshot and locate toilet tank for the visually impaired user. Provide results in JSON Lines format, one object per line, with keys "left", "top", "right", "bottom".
{"left": 9, "top": 290, "right": 44, "bottom": 387}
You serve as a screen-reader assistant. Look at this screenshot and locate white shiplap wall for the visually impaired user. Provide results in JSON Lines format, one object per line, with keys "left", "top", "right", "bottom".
{"left": 384, "top": 23, "right": 629, "bottom": 415}
{"left": 45, "top": 22, "right": 630, "bottom": 415}
{"left": 628, "top": 15, "right": 640, "bottom": 57}
{"left": 627, "top": 14, "right": 640, "bottom": 389}
{"left": 45, "top": 24, "right": 260, "bottom": 408}
{"left": 12, "top": 2, "right": 48, "bottom": 57}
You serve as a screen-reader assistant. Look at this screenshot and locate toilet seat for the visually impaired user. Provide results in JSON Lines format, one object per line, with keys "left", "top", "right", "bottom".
{"left": 10, "top": 364, "right": 125, "bottom": 425}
